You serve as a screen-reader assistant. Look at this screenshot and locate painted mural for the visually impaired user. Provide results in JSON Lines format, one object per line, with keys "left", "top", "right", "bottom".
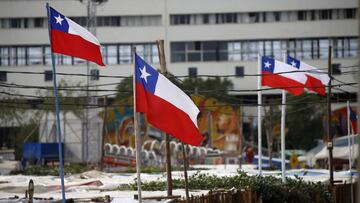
{"left": 101, "top": 95, "right": 242, "bottom": 152}
{"left": 192, "top": 95, "right": 242, "bottom": 152}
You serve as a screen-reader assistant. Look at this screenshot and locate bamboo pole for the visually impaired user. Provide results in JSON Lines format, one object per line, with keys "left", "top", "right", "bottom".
{"left": 156, "top": 39, "right": 173, "bottom": 196}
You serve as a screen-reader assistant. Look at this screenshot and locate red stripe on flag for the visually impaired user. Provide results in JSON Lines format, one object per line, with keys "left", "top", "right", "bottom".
{"left": 136, "top": 82, "right": 203, "bottom": 146}
{"left": 262, "top": 71, "right": 305, "bottom": 96}
{"left": 305, "top": 75, "right": 326, "bottom": 96}
{"left": 51, "top": 30, "right": 105, "bottom": 66}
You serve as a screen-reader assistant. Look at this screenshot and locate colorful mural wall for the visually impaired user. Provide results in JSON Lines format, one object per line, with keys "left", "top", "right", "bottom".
{"left": 101, "top": 95, "right": 242, "bottom": 152}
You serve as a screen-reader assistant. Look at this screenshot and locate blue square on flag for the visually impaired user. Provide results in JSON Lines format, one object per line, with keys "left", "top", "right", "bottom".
{"left": 261, "top": 56, "right": 275, "bottom": 73}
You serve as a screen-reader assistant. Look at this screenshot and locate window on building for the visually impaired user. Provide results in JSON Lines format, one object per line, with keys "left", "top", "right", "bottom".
{"left": 248, "top": 13, "right": 259, "bottom": 23}
{"left": 0, "top": 71, "right": 7, "bottom": 82}
{"left": 106, "top": 45, "right": 118, "bottom": 64}
{"left": 44, "top": 70, "right": 53, "bottom": 81}
{"left": 297, "top": 11, "right": 306, "bottom": 21}
{"left": 302, "top": 40, "right": 312, "bottom": 59}
{"left": 319, "top": 10, "right": 332, "bottom": 20}
{"left": 90, "top": 69, "right": 100, "bottom": 80}
{"left": 319, "top": 39, "right": 329, "bottom": 59}
{"left": 171, "top": 42, "right": 186, "bottom": 62}
{"left": 34, "top": 18, "right": 43, "bottom": 28}
{"left": 331, "top": 63, "right": 341, "bottom": 75}
{"left": 274, "top": 12, "right": 281, "bottom": 22}
{"left": 203, "top": 14, "right": 210, "bottom": 24}
{"left": 344, "top": 8, "right": 356, "bottom": 19}
{"left": 17, "top": 47, "right": 26, "bottom": 65}
{"left": 44, "top": 46, "right": 51, "bottom": 65}
{"left": 235, "top": 66, "right": 244, "bottom": 77}
{"left": 202, "top": 42, "right": 218, "bottom": 61}
{"left": 171, "top": 15, "right": 190, "bottom": 25}
{"left": 119, "top": 45, "right": 131, "bottom": 64}
{"left": 349, "top": 38, "right": 358, "bottom": 57}
{"left": 10, "top": 18, "right": 21, "bottom": 28}
{"left": 188, "top": 67, "right": 197, "bottom": 77}
{"left": 28, "top": 47, "right": 43, "bottom": 65}
{"left": 228, "top": 42, "right": 241, "bottom": 61}
{"left": 0, "top": 47, "right": 9, "bottom": 66}
{"left": 187, "top": 42, "right": 201, "bottom": 62}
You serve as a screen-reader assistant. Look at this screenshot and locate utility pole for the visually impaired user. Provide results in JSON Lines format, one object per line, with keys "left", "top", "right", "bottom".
{"left": 327, "top": 46, "right": 334, "bottom": 185}
{"left": 80, "top": 0, "right": 107, "bottom": 164}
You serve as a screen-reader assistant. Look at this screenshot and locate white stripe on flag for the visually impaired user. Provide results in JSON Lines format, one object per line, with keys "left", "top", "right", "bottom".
{"left": 154, "top": 74, "right": 200, "bottom": 127}
{"left": 274, "top": 60, "right": 307, "bottom": 84}
{"left": 66, "top": 17, "right": 100, "bottom": 46}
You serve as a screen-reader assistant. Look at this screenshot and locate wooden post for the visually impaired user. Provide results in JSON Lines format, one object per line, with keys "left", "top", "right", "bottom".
{"left": 182, "top": 143, "right": 190, "bottom": 202}
{"left": 327, "top": 46, "right": 334, "bottom": 185}
{"left": 100, "top": 96, "right": 108, "bottom": 171}
{"left": 156, "top": 39, "right": 172, "bottom": 196}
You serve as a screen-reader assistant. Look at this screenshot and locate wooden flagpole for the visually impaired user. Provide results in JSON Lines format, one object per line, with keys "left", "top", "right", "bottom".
{"left": 156, "top": 40, "right": 173, "bottom": 196}
{"left": 45, "top": 3, "right": 66, "bottom": 202}
{"left": 182, "top": 143, "right": 190, "bottom": 202}
{"left": 133, "top": 48, "right": 142, "bottom": 203}
{"left": 346, "top": 101, "right": 354, "bottom": 203}
{"left": 100, "top": 96, "right": 108, "bottom": 171}
{"left": 327, "top": 46, "right": 334, "bottom": 185}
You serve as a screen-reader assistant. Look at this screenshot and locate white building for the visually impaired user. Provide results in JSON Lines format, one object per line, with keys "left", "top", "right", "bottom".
{"left": 0, "top": 0, "right": 357, "bottom": 162}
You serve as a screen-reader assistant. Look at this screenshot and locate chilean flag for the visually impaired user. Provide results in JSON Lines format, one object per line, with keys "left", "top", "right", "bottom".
{"left": 135, "top": 54, "right": 203, "bottom": 146}
{"left": 287, "top": 56, "right": 329, "bottom": 96}
{"left": 48, "top": 7, "right": 105, "bottom": 66}
{"left": 348, "top": 104, "right": 358, "bottom": 134}
{"left": 261, "top": 56, "right": 307, "bottom": 96}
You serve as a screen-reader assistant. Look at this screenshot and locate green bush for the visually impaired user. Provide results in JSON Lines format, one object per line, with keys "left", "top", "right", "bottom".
{"left": 120, "top": 170, "right": 332, "bottom": 203}
{"left": 10, "top": 163, "right": 92, "bottom": 176}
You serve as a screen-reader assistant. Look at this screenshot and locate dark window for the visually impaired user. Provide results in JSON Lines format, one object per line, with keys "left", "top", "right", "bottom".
{"left": 173, "top": 15, "right": 190, "bottom": 24}
{"left": 297, "top": 11, "right": 306, "bottom": 20}
{"left": 10, "top": 18, "right": 21, "bottom": 28}
{"left": 203, "top": 14, "right": 209, "bottom": 24}
{"left": 188, "top": 67, "right": 197, "bottom": 77}
{"left": 249, "top": 13, "right": 259, "bottom": 23}
{"left": 274, "top": 12, "right": 281, "bottom": 21}
{"left": 331, "top": 63, "right": 341, "bottom": 75}
{"left": 311, "top": 10, "right": 316, "bottom": 20}
{"left": 34, "top": 18, "right": 43, "bottom": 28}
{"left": 90, "top": 69, "right": 100, "bottom": 80}
{"left": 344, "top": 8, "right": 356, "bottom": 19}
{"left": 203, "top": 42, "right": 218, "bottom": 61}
{"left": 44, "top": 70, "right": 53, "bottom": 81}
{"left": 319, "top": 9, "right": 332, "bottom": 20}
{"left": 235, "top": 66, "right": 244, "bottom": 77}
{"left": 0, "top": 71, "right": 7, "bottom": 82}
{"left": 23, "top": 18, "right": 28, "bottom": 28}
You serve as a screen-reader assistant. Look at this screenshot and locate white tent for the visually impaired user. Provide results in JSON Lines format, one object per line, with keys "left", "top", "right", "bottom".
{"left": 314, "top": 144, "right": 358, "bottom": 160}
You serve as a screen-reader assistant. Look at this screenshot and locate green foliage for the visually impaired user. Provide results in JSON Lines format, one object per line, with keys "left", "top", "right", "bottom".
{"left": 120, "top": 166, "right": 209, "bottom": 174}
{"left": 115, "top": 76, "right": 133, "bottom": 102}
{"left": 180, "top": 76, "right": 234, "bottom": 103}
{"left": 119, "top": 170, "right": 332, "bottom": 203}
{"left": 285, "top": 94, "right": 326, "bottom": 150}
{"left": 10, "top": 163, "right": 92, "bottom": 176}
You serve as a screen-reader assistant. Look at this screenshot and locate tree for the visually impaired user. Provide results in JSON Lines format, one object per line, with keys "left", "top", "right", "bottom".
{"left": 180, "top": 76, "right": 234, "bottom": 103}
{"left": 285, "top": 94, "right": 325, "bottom": 150}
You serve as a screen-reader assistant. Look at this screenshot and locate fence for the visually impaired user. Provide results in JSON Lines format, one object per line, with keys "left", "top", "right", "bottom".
{"left": 176, "top": 183, "right": 357, "bottom": 203}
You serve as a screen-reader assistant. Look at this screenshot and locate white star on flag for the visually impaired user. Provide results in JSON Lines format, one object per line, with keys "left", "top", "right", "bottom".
{"left": 140, "top": 66, "right": 151, "bottom": 83}
{"left": 54, "top": 15, "right": 64, "bottom": 25}
{"left": 264, "top": 61, "right": 271, "bottom": 69}
{"left": 291, "top": 61, "right": 297, "bottom": 67}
